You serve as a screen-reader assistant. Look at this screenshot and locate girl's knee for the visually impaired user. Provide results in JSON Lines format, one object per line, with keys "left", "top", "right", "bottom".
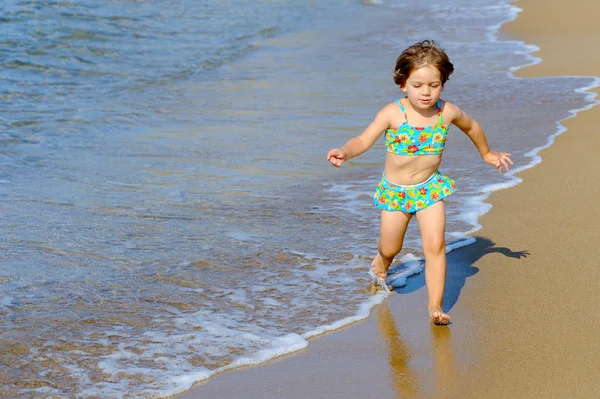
{"left": 422, "top": 238, "right": 445, "bottom": 256}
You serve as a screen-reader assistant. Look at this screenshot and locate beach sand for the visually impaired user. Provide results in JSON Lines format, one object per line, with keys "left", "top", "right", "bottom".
{"left": 172, "top": 0, "right": 600, "bottom": 397}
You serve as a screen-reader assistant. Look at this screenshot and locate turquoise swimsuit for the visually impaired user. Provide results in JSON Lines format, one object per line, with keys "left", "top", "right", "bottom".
{"left": 384, "top": 99, "right": 448, "bottom": 155}
{"left": 374, "top": 98, "right": 456, "bottom": 214}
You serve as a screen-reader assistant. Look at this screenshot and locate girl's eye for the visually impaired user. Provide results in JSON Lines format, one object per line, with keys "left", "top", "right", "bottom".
{"left": 413, "top": 85, "right": 420, "bottom": 88}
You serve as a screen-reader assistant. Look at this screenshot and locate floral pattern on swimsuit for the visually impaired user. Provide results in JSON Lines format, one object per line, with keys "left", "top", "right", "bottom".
{"left": 374, "top": 171, "right": 456, "bottom": 214}
{"left": 385, "top": 99, "right": 448, "bottom": 156}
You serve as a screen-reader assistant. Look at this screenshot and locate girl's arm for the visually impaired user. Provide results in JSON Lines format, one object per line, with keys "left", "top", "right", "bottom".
{"left": 327, "top": 104, "right": 394, "bottom": 167}
{"left": 447, "top": 103, "right": 513, "bottom": 173}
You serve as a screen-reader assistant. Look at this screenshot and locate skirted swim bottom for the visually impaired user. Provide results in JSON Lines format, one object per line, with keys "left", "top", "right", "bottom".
{"left": 374, "top": 171, "right": 456, "bottom": 214}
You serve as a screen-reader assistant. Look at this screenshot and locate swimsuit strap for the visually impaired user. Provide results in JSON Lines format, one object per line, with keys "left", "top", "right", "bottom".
{"left": 436, "top": 99, "right": 443, "bottom": 124}
{"left": 395, "top": 99, "right": 408, "bottom": 123}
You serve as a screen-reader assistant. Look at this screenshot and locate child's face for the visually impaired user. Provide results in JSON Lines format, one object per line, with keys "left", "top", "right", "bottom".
{"left": 401, "top": 65, "right": 444, "bottom": 110}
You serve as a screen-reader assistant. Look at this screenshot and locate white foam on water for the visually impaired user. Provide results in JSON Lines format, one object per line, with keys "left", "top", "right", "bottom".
{"left": 301, "top": 290, "right": 390, "bottom": 339}
{"left": 89, "top": 322, "right": 309, "bottom": 398}
{"left": 484, "top": 3, "right": 521, "bottom": 42}
{"left": 388, "top": 266, "right": 420, "bottom": 288}
{"left": 163, "top": 333, "right": 310, "bottom": 397}
{"left": 456, "top": 3, "right": 600, "bottom": 237}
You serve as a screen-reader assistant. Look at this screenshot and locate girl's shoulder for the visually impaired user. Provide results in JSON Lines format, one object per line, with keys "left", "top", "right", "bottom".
{"left": 439, "top": 100, "right": 463, "bottom": 122}
{"left": 383, "top": 100, "right": 402, "bottom": 111}
{"left": 378, "top": 101, "right": 404, "bottom": 118}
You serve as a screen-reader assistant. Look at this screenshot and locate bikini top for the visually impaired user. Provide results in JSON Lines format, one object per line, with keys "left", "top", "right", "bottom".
{"left": 384, "top": 99, "right": 448, "bottom": 156}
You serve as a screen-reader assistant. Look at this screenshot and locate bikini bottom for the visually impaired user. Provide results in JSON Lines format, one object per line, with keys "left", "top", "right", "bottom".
{"left": 373, "top": 170, "right": 456, "bottom": 214}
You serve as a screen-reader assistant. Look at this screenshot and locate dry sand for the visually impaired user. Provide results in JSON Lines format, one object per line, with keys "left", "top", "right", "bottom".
{"left": 172, "top": 0, "right": 600, "bottom": 397}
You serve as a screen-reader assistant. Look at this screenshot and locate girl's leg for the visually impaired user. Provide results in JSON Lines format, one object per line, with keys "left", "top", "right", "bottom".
{"left": 372, "top": 210, "right": 412, "bottom": 280}
{"left": 415, "top": 200, "right": 450, "bottom": 325}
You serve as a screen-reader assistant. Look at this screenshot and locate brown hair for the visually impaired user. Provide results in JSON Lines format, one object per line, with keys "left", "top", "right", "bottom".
{"left": 393, "top": 40, "right": 454, "bottom": 87}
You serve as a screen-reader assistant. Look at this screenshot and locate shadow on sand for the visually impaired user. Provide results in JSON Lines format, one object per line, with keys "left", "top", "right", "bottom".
{"left": 375, "top": 236, "right": 529, "bottom": 396}
{"left": 390, "top": 235, "right": 529, "bottom": 315}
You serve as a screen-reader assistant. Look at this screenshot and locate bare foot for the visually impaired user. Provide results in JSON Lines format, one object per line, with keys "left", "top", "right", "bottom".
{"left": 371, "top": 254, "right": 388, "bottom": 281}
{"left": 429, "top": 306, "right": 450, "bottom": 325}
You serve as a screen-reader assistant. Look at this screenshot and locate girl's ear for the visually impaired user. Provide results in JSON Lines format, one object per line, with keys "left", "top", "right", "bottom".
{"left": 400, "top": 85, "right": 407, "bottom": 93}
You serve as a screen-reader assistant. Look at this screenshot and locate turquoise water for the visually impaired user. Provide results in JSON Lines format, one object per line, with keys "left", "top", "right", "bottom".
{"left": 0, "top": 0, "right": 595, "bottom": 397}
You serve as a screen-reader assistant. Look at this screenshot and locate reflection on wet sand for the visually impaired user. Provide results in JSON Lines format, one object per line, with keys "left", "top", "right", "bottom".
{"left": 430, "top": 324, "right": 457, "bottom": 395}
{"left": 376, "top": 303, "right": 418, "bottom": 397}
{"left": 377, "top": 302, "right": 457, "bottom": 397}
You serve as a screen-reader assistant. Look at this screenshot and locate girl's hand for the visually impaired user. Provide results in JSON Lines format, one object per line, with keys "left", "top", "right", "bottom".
{"left": 484, "top": 151, "right": 513, "bottom": 173}
{"left": 327, "top": 148, "right": 347, "bottom": 167}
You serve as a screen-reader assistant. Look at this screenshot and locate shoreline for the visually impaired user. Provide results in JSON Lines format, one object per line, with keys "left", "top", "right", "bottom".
{"left": 170, "top": 0, "right": 600, "bottom": 397}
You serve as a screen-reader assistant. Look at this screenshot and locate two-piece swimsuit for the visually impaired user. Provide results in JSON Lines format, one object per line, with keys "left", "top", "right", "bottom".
{"left": 373, "top": 98, "right": 456, "bottom": 214}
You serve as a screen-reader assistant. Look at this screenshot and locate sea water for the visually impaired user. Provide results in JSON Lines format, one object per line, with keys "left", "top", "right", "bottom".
{"left": 0, "top": 0, "right": 596, "bottom": 397}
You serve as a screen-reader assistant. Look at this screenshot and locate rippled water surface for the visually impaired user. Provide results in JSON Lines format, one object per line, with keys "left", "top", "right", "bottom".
{"left": 1, "top": 0, "right": 595, "bottom": 397}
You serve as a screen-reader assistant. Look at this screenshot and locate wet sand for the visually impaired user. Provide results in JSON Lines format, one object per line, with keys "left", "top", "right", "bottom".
{"left": 172, "top": 0, "right": 600, "bottom": 397}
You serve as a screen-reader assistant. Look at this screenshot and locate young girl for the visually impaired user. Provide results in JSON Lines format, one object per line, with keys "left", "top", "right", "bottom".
{"left": 327, "top": 40, "right": 512, "bottom": 325}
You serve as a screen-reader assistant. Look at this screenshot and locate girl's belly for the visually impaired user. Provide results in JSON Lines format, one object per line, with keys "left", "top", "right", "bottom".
{"left": 383, "top": 153, "right": 442, "bottom": 185}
